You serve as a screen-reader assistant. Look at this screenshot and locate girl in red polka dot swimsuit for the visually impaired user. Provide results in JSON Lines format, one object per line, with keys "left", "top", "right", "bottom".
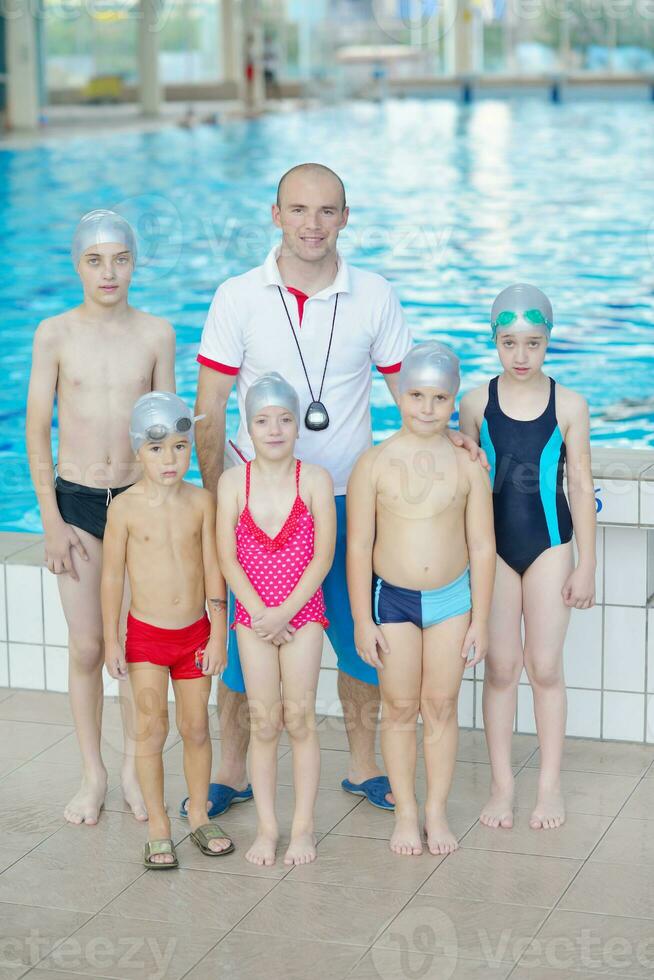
{"left": 217, "top": 373, "right": 336, "bottom": 869}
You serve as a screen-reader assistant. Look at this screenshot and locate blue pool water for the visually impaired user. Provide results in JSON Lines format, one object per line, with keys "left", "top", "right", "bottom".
{"left": 1, "top": 99, "right": 653, "bottom": 532}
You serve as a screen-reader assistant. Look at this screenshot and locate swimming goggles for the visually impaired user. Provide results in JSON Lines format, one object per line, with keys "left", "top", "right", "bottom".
{"left": 143, "top": 417, "right": 193, "bottom": 442}
{"left": 491, "top": 308, "right": 552, "bottom": 338}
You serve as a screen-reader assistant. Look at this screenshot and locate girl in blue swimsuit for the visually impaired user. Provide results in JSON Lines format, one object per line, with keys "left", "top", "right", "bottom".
{"left": 460, "top": 284, "right": 597, "bottom": 833}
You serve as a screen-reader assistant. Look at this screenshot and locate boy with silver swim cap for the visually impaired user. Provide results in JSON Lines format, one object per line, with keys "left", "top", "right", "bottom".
{"left": 103, "top": 391, "right": 233, "bottom": 868}
{"left": 398, "top": 341, "right": 461, "bottom": 397}
{"left": 26, "top": 209, "right": 175, "bottom": 830}
{"left": 244, "top": 372, "right": 300, "bottom": 431}
{"left": 129, "top": 391, "right": 203, "bottom": 453}
{"left": 348, "top": 340, "right": 495, "bottom": 858}
{"left": 491, "top": 283, "right": 553, "bottom": 340}
{"left": 71, "top": 210, "right": 138, "bottom": 269}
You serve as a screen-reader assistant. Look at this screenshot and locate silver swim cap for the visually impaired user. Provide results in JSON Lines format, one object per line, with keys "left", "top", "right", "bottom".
{"left": 130, "top": 392, "right": 200, "bottom": 453}
{"left": 398, "top": 342, "right": 460, "bottom": 397}
{"left": 245, "top": 372, "right": 300, "bottom": 431}
{"left": 72, "top": 210, "right": 137, "bottom": 269}
{"left": 491, "top": 283, "right": 553, "bottom": 339}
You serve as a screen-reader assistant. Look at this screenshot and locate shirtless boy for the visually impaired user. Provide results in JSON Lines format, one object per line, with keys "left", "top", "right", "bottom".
{"left": 347, "top": 342, "right": 496, "bottom": 856}
{"left": 102, "top": 392, "right": 231, "bottom": 867}
{"left": 26, "top": 210, "right": 175, "bottom": 825}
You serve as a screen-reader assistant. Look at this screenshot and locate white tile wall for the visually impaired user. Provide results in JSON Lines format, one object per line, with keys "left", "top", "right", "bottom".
{"left": 648, "top": 609, "right": 654, "bottom": 696}
{"left": 9, "top": 643, "right": 45, "bottom": 690}
{"left": 316, "top": 668, "right": 341, "bottom": 718}
{"left": 595, "top": 478, "right": 639, "bottom": 525}
{"left": 603, "top": 691, "right": 645, "bottom": 742}
{"left": 647, "top": 696, "right": 654, "bottom": 745}
{"left": 42, "top": 571, "right": 69, "bottom": 647}
{"left": 603, "top": 606, "right": 646, "bottom": 693}
{"left": 0, "top": 566, "right": 6, "bottom": 643}
{"left": 322, "top": 636, "right": 338, "bottom": 670}
{"left": 45, "top": 646, "right": 68, "bottom": 693}
{"left": 604, "top": 528, "right": 648, "bottom": 606}
{"left": 0, "top": 642, "right": 7, "bottom": 687}
{"left": 563, "top": 605, "right": 602, "bottom": 689}
{"left": 641, "top": 479, "right": 654, "bottom": 526}
{"left": 572, "top": 529, "right": 604, "bottom": 605}
{"left": 458, "top": 678, "right": 474, "bottom": 728}
{"left": 566, "top": 689, "right": 602, "bottom": 739}
{"left": 6, "top": 565, "right": 43, "bottom": 644}
{"left": 474, "top": 679, "right": 484, "bottom": 729}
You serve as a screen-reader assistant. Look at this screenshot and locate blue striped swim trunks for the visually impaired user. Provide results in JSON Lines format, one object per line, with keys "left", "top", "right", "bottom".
{"left": 372, "top": 567, "right": 471, "bottom": 630}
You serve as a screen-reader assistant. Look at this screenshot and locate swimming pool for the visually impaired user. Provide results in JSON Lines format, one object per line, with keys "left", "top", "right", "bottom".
{"left": 1, "top": 98, "right": 653, "bottom": 532}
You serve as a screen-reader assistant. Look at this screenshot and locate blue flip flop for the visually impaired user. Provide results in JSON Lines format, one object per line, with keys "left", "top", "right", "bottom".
{"left": 179, "top": 782, "right": 253, "bottom": 819}
{"left": 341, "top": 776, "right": 395, "bottom": 811}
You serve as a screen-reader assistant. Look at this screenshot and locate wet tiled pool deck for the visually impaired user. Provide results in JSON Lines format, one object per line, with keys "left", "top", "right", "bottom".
{"left": 1, "top": 688, "right": 653, "bottom": 979}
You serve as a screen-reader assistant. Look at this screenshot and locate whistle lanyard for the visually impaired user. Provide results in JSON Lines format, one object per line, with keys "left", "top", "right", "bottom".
{"left": 277, "top": 286, "right": 338, "bottom": 410}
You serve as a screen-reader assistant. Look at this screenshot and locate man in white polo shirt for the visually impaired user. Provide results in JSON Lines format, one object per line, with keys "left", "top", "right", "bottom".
{"left": 185, "top": 163, "right": 481, "bottom": 818}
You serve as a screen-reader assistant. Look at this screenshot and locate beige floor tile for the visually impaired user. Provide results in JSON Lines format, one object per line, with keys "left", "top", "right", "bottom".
{"left": 514, "top": 769, "right": 639, "bottom": 817}
{"left": 163, "top": 737, "right": 289, "bottom": 778}
{"left": 234, "top": 879, "right": 411, "bottom": 947}
{"left": 454, "top": 730, "right": 538, "bottom": 767}
{"left": 104, "top": 867, "right": 275, "bottom": 929}
{"left": 619, "top": 778, "right": 654, "bottom": 821}
{"left": 0, "top": 688, "right": 13, "bottom": 703}
{"left": 374, "top": 894, "right": 548, "bottom": 964}
{"left": 104, "top": 772, "right": 189, "bottom": 817}
{"left": 0, "top": 763, "right": 120, "bottom": 812}
{"left": 510, "top": 969, "right": 627, "bottom": 980}
{"left": 0, "top": 691, "right": 73, "bottom": 725}
{"left": 528, "top": 740, "right": 654, "bottom": 777}
{"left": 39, "top": 912, "right": 226, "bottom": 980}
{"left": 589, "top": 816, "right": 654, "bottom": 867}
{"left": 0, "top": 804, "right": 65, "bottom": 850}
{"left": 461, "top": 808, "right": 612, "bottom": 860}
{"left": 0, "top": 845, "right": 30, "bottom": 874}
{"left": 519, "top": 908, "right": 654, "bottom": 979}
{"left": 0, "top": 753, "right": 23, "bottom": 780}
{"left": 287, "top": 832, "right": 445, "bottom": 891}
{"left": 277, "top": 747, "right": 366, "bottom": 790}
{"left": 314, "top": 715, "right": 398, "bottom": 753}
{"left": 351, "top": 948, "right": 513, "bottom": 979}
{"left": 0, "top": 719, "right": 73, "bottom": 760}
{"left": 332, "top": 798, "right": 479, "bottom": 843}
{"left": 559, "top": 861, "right": 654, "bottom": 919}
{"left": 419, "top": 848, "right": 581, "bottom": 908}
{"left": 33, "top": 731, "right": 124, "bottom": 771}
{"left": 31, "top": 809, "right": 188, "bottom": 867}
{"left": 0, "top": 851, "right": 144, "bottom": 914}
{"left": 0, "top": 903, "right": 90, "bottom": 980}
{"left": 15, "top": 971, "right": 116, "bottom": 980}
{"left": 184, "top": 932, "right": 363, "bottom": 980}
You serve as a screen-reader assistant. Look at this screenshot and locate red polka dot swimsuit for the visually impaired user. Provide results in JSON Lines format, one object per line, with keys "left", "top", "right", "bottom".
{"left": 232, "top": 459, "right": 329, "bottom": 632}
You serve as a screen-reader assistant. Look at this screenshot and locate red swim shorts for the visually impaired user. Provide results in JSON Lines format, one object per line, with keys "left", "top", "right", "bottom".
{"left": 125, "top": 613, "right": 210, "bottom": 680}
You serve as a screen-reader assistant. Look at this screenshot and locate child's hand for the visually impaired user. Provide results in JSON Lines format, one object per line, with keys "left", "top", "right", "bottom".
{"left": 461, "top": 620, "right": 488, "bottom": 669}
{"left": 200, "top": 636, "right": 226, "bottom": 676}
{"left": 271, "top": 624, "right": 297, "bottom": 646}
{"left": 252, "top": 607, "right": 293, "bottom": 641}
{"left": 105, "top": 640, "right": 128, "bottom": 680}
{"left": 354, "top": 620, "right": 389, "bottom": 670}
{"left": 446, "top": 429, "right": 490, "bottom": 472}
{"left": 562, "top": 565, "right": 595, "bottom": 609}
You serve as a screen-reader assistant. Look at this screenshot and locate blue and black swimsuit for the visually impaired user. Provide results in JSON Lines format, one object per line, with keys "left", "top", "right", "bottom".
{"left": 480, "top": 376, "right": 573, "bottom": 576}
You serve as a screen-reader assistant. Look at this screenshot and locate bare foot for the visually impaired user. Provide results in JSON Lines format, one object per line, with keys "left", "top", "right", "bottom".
{"left": 246, "top": 830, "right": 278, "bottom": 867}
{"left": 389, "top": 812, "right": 423, "bottom": 856}
{"left": 479, "top": 780, "right": 514, "bottom": 830}
{"left": 121, "top": 767, "right": 148, "bottom": 822}
{"left": 530, "top": 786, "right": 565, "bottom": 830}
{"left": 64, "top": 772, "right": 107, "bottom": 826}
{"left": 424, "top": 810, "right": 458, "bottom": 855}
{"left": 147, "top": 816, "right": 175, "bottom": 864}
{"left": 284, "top": 831, "right": 317, "bottom": 865}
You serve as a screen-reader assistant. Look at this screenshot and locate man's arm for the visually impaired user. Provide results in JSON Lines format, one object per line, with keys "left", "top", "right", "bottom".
{"left": 195, "top": 366, "right": 236, "bottom": 496}
{"left": 26, "top": 320, "right": 88, "bottom": 579}
{"left": 152, "top": 320, "right": 176, "bottom": 392}
{"left": 101, "top": 500, "right": 128, "bottom": 679}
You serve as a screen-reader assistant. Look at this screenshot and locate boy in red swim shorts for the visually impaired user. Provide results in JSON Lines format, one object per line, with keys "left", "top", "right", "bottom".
{"left": 102, "top": 392, "right": 232, "bottom": 868}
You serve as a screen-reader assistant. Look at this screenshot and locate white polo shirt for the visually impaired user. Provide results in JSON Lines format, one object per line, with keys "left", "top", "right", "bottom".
{"left": 197, "top": 245, "right": 412, "bottom": 494}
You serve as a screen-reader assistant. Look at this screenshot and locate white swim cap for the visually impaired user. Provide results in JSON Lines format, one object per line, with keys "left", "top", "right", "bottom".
{"left": 245, "top": 373, "right": 300, "bottom": 432}
{"left": 130, "top": 392, "right": 201, "bottom": 453}
{"left": 398, "top": 342, "right": 460, "bottom": 397}
{"left": 491, "top": 283, "right": 553, "bottom": 339}
{"left": 72, "top": 210, "right": 137, "bottom": 269}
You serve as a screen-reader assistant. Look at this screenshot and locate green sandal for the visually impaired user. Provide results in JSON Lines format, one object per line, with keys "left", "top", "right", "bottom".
{"left": 190, "top": 823, "right": 234, "bottom": 857}
{"left": 144, "top": 838, "right": 179, "bottom": 869}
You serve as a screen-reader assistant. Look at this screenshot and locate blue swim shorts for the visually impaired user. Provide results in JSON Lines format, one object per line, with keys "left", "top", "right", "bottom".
{"left": 372, "top": 567, "right": 471, "bottom": 630}
{"left": 222, "top": 494, "right": 379, "bottom": 693}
